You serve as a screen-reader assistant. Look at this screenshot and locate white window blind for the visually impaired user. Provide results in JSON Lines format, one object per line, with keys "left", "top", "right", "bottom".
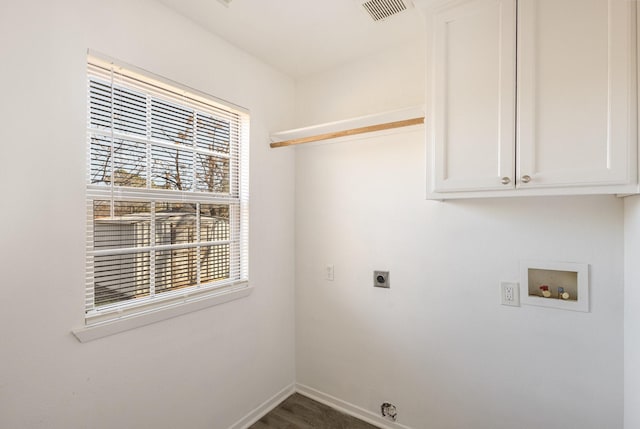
{"left": 85, "top": 54, "right": 249, "bottom": 324}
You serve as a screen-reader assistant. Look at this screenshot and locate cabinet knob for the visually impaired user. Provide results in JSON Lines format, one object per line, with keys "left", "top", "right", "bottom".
{"left": 521, "top": 175, "right": 532, "bottom": 183}
{"left": 501, "top": 177, "right": 511, "bottom": 185}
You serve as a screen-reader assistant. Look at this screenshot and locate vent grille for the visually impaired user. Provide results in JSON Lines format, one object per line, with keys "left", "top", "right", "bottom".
{"left": 360, "top": 0, "right": 411, "bottom": 21}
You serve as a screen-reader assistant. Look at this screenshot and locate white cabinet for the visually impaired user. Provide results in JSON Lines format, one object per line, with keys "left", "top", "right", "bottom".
{"left": 430, "top": 0, "right": 516, "bottom": 193}
{"left": 427, "top": 0, "right": 637, "bottom": 198}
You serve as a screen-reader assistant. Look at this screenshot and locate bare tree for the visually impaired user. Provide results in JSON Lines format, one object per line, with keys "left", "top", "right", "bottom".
{"left": 91, "top": 138, "right": 146, "bottom": 187}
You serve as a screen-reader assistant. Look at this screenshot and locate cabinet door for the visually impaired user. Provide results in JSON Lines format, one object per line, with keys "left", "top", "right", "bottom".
{"left": 517, "top": 0, "right": 636, "bottom": 189}
{"left": 431, "top": 0, "right": 516, "bottom": 192}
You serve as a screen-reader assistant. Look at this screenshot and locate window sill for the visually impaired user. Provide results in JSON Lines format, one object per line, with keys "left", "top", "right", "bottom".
{"left": 72, "top": 282, "right": 252, "bottom": 342}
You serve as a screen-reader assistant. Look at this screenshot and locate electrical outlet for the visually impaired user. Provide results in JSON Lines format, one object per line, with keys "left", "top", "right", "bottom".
{"left": 501, "top": 282, "right": 520, "bottom": 306}
{"left": 326, "top": 264, "right": 334, "bottom": 281}
{"left": 374, "top": 271, "right": 389, "bottom": 288}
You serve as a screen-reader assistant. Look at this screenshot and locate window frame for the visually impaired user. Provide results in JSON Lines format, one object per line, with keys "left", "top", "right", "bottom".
{"left": 73, "top": 52, "right": 251, "bottom": 342}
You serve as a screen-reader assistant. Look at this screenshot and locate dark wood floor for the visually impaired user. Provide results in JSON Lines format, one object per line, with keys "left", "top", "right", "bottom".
{"left": 249, "top": 393, "right": 381, "bottom": 429}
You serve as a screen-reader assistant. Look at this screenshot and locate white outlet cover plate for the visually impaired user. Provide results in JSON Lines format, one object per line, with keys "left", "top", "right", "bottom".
{"left": 501, "top": 282, "right": 520, "bottom": 306}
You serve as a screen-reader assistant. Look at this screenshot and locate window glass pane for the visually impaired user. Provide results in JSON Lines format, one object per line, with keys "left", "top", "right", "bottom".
{"left": 155, "top": 202, "right": 197, "bottom": 246}
{"left": 113, "top": 139, "right": 147, "bottom": 187}
{"left": 200, "top": 204, "right": 230, "bottom": 242}
{"left": 196, "top": 113, "right": 230, "bottom": 154}
{"left": 94, "top": 251, "right": 150, "bottom": 307}
{"left": 151, "top": 146, "right": 193, "bottom": 191}
{"left": 90, "top": 135, "right": 112, "bottom": 186}
{"left": 89, "top": 78, "right": 112, "bottom": 131}
{"left": 195, "top": 154, "right": 229, "bottom": 193}
{"left": 151, "top": 99, "right": 193, "bottom": 145}
{"left": 200, "top": 244, "right": 230, "bottom": 284}
{"left": 113, "top": 85, "right": 146, "bottom": 136}
{"left": 155, "top": 247, "right": 198, "bottom": 293}
{"left": 93, "top": 201, "right": 151, "bottom": 249}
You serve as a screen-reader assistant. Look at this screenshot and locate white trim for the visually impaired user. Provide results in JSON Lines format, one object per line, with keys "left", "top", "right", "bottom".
{"left": 295, "top": 383, "right": 414, "bottom": 429}
{"left": 72, "top": 284, "right": 252, "bottom": 342}
{"left": 426, "top": 182, "right": 640, "bottom": 200}
{"left": 85, "top": 280, "right": 247, "bottom": 323}
{"left": 226, "top": 382, "right": 416, "bottom": 429}
{"left": 228, "top": 383, "right": 296, "bottom": 429}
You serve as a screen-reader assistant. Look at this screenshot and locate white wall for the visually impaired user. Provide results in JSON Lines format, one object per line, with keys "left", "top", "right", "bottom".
{"left": 624, "top": 196, "right": 640, "bottom": 429}
{"left": 294, "top": 42, "right": 625, "bottom": 428}
{"left": 0, "top": 1, "right": 295, "bottom": 428}
{"left": 294, "top": 40, "right": 426, "bottom": 127}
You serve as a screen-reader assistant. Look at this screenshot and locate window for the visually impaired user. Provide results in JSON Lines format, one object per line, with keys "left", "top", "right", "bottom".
{"left": 84, "top": 54, "right": 249, "bottom": 328}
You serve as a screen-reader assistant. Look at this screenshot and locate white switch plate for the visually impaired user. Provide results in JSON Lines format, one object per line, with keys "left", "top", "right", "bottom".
{"left": 326, "top": 264, "right": 334, "bottom": 281}
{"left": 501, "top": 282, "right": 520, "bottom": 306}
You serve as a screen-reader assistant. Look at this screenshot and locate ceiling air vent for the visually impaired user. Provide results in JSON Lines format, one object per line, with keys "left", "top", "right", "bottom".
{"left": 358, "top": 0, "right": 414, "bottom": 22}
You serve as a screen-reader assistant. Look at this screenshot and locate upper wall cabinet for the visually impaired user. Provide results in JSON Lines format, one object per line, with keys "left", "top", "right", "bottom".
{"left": 426, "top": 0, "right": 638, "bottom": 199}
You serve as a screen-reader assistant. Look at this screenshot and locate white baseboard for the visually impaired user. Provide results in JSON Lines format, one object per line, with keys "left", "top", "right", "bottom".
{"left": 228, "top": 382, "right": 414, "bottom": 429}
{"left": 229, "top": 383, "right": 295, "bottom": 429}
{"left": 295, "top": 383, "right": 414, "bottom": 429}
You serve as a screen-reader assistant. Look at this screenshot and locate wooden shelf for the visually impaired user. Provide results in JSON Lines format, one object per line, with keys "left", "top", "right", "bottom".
{"left": 270, "top": 106, "right": 425, "bottom": 148}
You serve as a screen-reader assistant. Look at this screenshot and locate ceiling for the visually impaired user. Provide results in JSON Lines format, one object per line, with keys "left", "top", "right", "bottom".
{"left": 156, "top": 0, "right": 428, "bottom": 79}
